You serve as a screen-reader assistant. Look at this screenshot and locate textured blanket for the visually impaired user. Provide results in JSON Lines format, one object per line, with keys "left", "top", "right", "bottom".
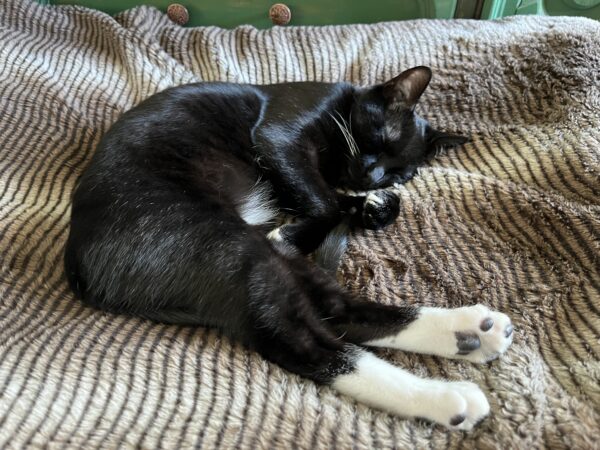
{"left": 0, "top": 0, "right": 598, "bottom": 448}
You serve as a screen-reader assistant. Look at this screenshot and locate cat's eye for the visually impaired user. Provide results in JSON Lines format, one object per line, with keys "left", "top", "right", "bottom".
{"left": 361, "top": 154, "right": 378, "bottom": 166}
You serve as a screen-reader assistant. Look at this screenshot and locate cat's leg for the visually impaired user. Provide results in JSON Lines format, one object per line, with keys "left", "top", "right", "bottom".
{"left": 267, "top": 217, "right": 339, "bottom": 254}
{"left": 247, "top": 268, "right": 490, "bottom": 429}
{"left": 260, "top": 163, "right": 401, "bottom": 248}
{"left": 256, "top": 337, "right": 490, "bottom": 430}
{"left": 140, "top": 221, "right": 490, "bottom": 429}
{"left": 125, "top": 227, "right": 479, "bottom": 431}
{"left": 362, "top": 305, "right": 514, "bottom": 363}
{"left": 330, "top": 348, "right": 490, "bottom": 431}
{"left": 264, "top": 167, "right": 343, "bottom": 254}
{"left": 286, "top": 256, "right": 513, "bottom": 363}
{"left": 330, "top": 300, "right": 514, "bottom": 364}
{"left": 240, "top": 251, "right": 489, "bottom": 429}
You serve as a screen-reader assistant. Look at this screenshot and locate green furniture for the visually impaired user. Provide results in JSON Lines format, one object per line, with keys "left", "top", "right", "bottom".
{"left": 483, "top": 0, "right": 599, "bottom": 18}
{"left": 38, "top": 0, "right": 599, "bottom": 27}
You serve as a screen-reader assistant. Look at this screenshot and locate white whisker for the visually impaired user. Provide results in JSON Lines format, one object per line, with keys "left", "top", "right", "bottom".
{"left": 329, "top": 111, "right": 360, "bottom": 159}
{"left": 336, "top": 111, "right": 360, "bottom": 158}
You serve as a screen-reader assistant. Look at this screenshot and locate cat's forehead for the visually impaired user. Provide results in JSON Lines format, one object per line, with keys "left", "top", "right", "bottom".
{"left": 384, "top": 110, "right": 425, "bottom": 141}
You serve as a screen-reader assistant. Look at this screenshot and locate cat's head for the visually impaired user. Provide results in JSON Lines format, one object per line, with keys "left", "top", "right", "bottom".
{"left": 340, "top": 66, "right": 467, "bottom": 190}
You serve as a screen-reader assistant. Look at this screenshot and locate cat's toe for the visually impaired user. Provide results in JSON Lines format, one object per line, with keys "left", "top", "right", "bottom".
{"left": 453, "top": 305, "right": 514, "bottom": 363}
{"left": 362, "top": 191, "right": 400, "bottom": 229}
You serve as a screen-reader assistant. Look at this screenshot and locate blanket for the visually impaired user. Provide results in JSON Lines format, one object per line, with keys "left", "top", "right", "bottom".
{"left": 0, "top": 0, "right": 598, "bottom": 448}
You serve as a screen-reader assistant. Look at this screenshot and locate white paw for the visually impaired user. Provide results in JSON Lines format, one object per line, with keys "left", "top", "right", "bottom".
{"left": 420, "top": 380, "right": 490, "bottom": 430}
{"left": 364, "top": 304, "right": 513, "bottom": 363}
{"left": 332, "top": 351, "right": 490, "bottom": 432}
{"left": 450, "top": 305, "right": 514, "bottom": 363}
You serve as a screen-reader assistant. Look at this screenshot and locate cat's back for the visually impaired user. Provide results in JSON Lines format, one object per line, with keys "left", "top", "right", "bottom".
{"left": 96, "top": 80, "right": 349, "bottom": 160}
{"left": 102, "top": 82, "right": 266, "bottom": 158}
{"left": 81, "top": 80, "right": 351, "bottom": 188}
{"left": 75, "top": 83, "right": 264, "bottom": 196}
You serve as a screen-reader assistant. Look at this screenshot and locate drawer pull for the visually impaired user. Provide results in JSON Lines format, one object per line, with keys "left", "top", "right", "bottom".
{"left": 167, "top": 3, "right": 189, "bottom": 25}
{"left": 269, "top": 3, "right": 292, "bottom": 25}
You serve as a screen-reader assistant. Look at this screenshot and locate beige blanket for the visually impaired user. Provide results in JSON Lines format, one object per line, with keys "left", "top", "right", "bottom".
{"left": 0, "top": 0, "right": 598, "bottom": 447}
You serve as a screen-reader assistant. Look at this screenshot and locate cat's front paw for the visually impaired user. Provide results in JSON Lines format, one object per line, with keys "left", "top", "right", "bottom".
{"left": 362, "top": 191, "right": 400, "bottom": 230}
{"left": 451, "top": 305, "right": 514, "bottom": 363}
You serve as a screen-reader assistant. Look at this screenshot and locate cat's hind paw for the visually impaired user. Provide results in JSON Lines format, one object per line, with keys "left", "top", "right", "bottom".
{"left": 364, "top": 304, "right": 514, "bottom": 364}
{"left": 451, "top": 305, "right": 514, "bottom": 363}
{"left": 429, "top": 381, "right": 490, "bottom": 431}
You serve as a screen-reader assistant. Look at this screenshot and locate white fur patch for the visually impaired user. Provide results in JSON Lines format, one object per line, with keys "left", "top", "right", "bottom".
{"left": 365, "top": 304, "right": 513, "bottom": 363}
{"left": 266, "top": 226, "right": 283, "bottom": 242}
{"left": 332, "top": 351, "right": 490, "bottom": 430}
{"left": 236, "top": 182, "right": 278, "bottom": 225}
{"left": 365, "top": 192, "right": 384, "bottom": 206}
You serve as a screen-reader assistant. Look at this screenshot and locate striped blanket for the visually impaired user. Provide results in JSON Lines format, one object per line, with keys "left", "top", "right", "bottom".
{"left": 0, "top": 0, "right": 598, "bottom": 448}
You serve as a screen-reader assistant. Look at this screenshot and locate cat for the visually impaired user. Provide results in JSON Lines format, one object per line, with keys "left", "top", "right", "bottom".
{"left": 64, "top": 66, "right": 514, "bottom": 430}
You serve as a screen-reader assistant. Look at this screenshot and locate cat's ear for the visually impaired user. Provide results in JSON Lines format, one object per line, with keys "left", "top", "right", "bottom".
{"left": 429, "top": 129, "right": 469, "bottom": 148}
{"left": 382, "top": 66, "right": 432, "bottom": 108}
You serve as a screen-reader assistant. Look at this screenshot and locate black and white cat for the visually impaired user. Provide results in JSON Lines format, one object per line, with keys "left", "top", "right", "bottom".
{"left": 64, "top": 66, "right": 513, "bottom": 430}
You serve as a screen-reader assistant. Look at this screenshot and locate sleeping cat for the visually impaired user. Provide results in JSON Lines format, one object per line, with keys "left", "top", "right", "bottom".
{"left": 64, "top": 66, "right": 513, "bottom": 430}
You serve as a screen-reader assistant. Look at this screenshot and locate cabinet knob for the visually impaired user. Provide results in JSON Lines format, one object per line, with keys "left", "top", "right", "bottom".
{"left": 269, "top": 3, "right": 291, "bottom": 26}
{"left": 167, "top": 3, "right": 189, "bottom": 25}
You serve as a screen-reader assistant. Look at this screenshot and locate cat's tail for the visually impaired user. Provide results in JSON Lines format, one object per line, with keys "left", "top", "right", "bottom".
{"left": 313, "top": 216, "right": 350, "bottom": 274}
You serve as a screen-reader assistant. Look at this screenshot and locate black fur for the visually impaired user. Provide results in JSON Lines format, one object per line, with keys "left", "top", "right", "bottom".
{"left": 65, "top": 66, "right": 466, "bottom": 384}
